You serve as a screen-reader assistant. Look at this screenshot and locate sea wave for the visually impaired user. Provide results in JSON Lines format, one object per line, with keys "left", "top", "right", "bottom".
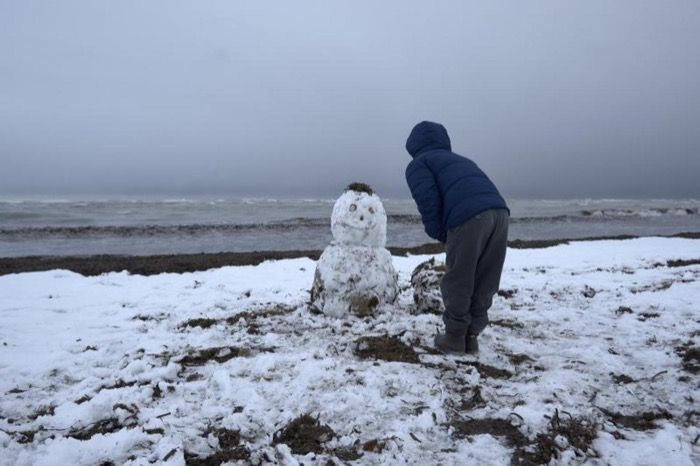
{"left": 0, "top": 216, "right": 417, "bottom": 237}
{"left": 0, "top": 223, "right": 320, "bottom": 238}
{"left": 581, "top": 207, "right": 698, "bottom": 218}
{"left": 3, "top": 209, "right": 698, "bottom": 238}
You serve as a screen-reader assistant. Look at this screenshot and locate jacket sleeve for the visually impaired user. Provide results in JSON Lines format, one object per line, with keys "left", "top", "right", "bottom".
{"left": 406, "top": 159, "right": 446, "bottom": 243}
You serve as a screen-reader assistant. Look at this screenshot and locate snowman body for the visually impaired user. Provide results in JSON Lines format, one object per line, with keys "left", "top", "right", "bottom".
{"left": 310, "top": 186, "right": 398, "bottom": 317}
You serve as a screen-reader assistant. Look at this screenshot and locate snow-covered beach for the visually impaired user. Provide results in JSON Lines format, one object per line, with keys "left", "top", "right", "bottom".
{"left": 1, "top": 237, "right": 698, "bottom": 465}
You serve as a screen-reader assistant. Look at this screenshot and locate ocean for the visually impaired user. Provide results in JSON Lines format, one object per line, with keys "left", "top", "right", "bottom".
{"left": 0, "top": 197, "right": 698, "bottom": 257}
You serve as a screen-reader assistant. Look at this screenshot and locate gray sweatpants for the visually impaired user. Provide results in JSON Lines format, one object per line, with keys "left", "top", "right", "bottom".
{"left": 440, "top": 208, "right": 509, "bottom": 336}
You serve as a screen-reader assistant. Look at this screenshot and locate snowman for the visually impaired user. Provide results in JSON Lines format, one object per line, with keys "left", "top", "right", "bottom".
{"left": 310, "top": 183, "right": 399, "bottom": 317}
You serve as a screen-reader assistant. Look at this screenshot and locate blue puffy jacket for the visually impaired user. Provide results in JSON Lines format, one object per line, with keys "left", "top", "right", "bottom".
{"left": 405, "top": 121, "right": 508, "bottom": 243}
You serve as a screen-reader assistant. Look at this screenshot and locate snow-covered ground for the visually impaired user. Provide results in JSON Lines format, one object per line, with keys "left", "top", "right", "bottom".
{"left": 0, "top": 237, "right": 698, "bottom": 465}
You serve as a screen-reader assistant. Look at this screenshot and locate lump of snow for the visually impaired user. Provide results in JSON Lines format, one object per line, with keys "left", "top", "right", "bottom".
{"left": 410, "top": 258, "right": 446, "bottom": 314}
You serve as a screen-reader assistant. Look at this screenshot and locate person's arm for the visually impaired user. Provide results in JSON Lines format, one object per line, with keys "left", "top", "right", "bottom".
{"left": 406, "top": 159, "right": 446, "bottom": 243}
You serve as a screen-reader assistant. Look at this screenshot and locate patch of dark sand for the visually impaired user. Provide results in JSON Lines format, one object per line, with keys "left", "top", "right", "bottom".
{"left": 180, "top": 318, "right": 218, "bottom": 329}
{"left": 245, "top": 322, "right": 261, "bottom": 334}
{"left": 451, "top": 411, "right": 598, "bottom": 465}
{"left": 178, "top": 304, "right": 294, "bottom": 333}
{"left": 178, "top": 346, "right": 251, "bottom": 366}
{"left": 354, "top": 335, "right": 420, "bottom": 364}
{"left": 362, "top": 439, "right": 388, "bottom": 453}
{"left": 413, "top": 342, "right": 442, "bottom": 356}
{"left": 514, "top": 411, "right": 598, "bottom": 465}
{"left": 151, "top": 383, "right": 163, "bottom": 400}
{"left": 582, "top": 285, "right": 597, "bottom": 298}
{"left": 331, "top": 446, "right": 363, "bottom": 461}
{"left": 508, "top": 239, "right": 572, "bottom": 249}
{"left": 68, "top": 417, "right": 128, "bottom": 440}
{"left": 450, "top": 417, "right": 527, "bottom": 446}
{"left": 184, "top": 426, "right": 250, "bottom": 465}
{"left": 631, "top": 280, "right": 674, "bottom": 294}
{"left": 507, "top": 353, "right": 536, "bottom": 366}
{"left": 673, "top": 232, "right": 700, "bottom": 239}
{"left": 185, "top": 373, "right": 204, "bottom": 382}
{"left": 497, "top": 289, "right": 517, "bottom": 299}
{"left": 224, "top": 304, "right": 295, "bottom": 326}
{"left": 0, "top": 250, "right": 324, "bottom": 277}
{"left": 113, "top": 402, "right": 140, "bottom": 418}
{"left": 455, "top": 360, "right": 513, "bottom": 379}
{"left": 615, "top": 306, "right": 634, "bottom": 316}
{"left": 667, "top": 258, "right": 700, "bottom": 268}
{"left": 16, "top": 431, "right": 36, "bottom": 444}
{"left": 509, "top": 232, "right": 700, "bottom": 250}
{"left": 131, "top": 314, "right": 168, "bottom": 322}
{"left": 272, "top": 413, "right": 336, "bottom": 455}
{"left": 611, "top": 373, "right": 636, "bottom": 384}
{"left": 74, "top": 394, "right": 92, "bottom": 404}
{"left": 194, "top": 426, "right": 241, "bottom": 450}
{"left": 184, "top": 447, "right": 250, "bottom": 466}
{"left": 210, "top": 427, "right": 240, "bottom": 450}
{"left": 675, "top": 342, "right": 700, "bottom": 374}
{"left": 97, "top": 379, "right": 150, "bottom": 392}
{"left": 391, "top": 243, "right": 445, "bottom": 256}
{"left": 507, "top": 235, "right": 633, "bottom": 250}
{"left": 6, "top": 233, "right": 698, "bottom": 277}
{"left": 27, "top": 405, "right": 55, "bottom": 421}
{"left": 491, "top": 319, "right": 525, "bottom": 330}
{"left": 598, "top": 407, "right": 672, "bottom": 431}
{"left": 682, "top": 410, "right": 699, "bottom": 427}
{"left": 457, "top": 386, "right": 486, "bottom": 410}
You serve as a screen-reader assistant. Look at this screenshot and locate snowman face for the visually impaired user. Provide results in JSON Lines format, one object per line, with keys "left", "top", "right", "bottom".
{"left": 331, "top": 190, "right": 387, "bottom": 247}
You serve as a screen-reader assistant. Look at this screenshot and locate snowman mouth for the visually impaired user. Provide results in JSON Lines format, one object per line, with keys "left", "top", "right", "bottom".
{"left": 338, "top": 222, "right": 372, "bottom": 230}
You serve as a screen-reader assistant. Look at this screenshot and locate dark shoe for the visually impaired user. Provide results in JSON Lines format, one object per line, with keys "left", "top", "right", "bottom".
{"left": 465, "top": 334, "right": 479, "bottom": 355}
{"left": 434, "top": 332, "right": 466, "bottom": 355}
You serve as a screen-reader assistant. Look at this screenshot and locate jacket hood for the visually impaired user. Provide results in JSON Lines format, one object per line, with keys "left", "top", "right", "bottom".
{"left": 405, "top": 121, "right": 451, "bottom": 157}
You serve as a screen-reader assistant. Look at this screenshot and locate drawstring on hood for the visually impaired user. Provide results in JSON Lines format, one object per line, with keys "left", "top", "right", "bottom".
{"left": 405, "top": 121, "right": 451, "bottom": 157}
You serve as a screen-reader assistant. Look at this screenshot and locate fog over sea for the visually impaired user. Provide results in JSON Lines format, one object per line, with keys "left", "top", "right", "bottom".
{"left": 0, "top": 197, "right": 698, "bottom": 257}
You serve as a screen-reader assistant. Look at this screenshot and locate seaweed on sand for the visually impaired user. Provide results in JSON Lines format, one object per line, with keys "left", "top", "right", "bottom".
{"left": 354, "top": 335, "right": 420, "bottom": 364}
{"left": 178, "top": 346, "right": 250, "bottom": 366}
{"left": 450, "top": 410, "right": 598, "bottom": 465}
{"left": 180, "top": 318, "right": 218, "bottom": 329}
{"left": 598, "top": 407, "right": 672, "bottom": 431}
{"left": 272, "top": 413, "right": 336, "bottom": 455}
{"left": 675, "top": 342, "right": 700, "bottom": 374}
{"left": 184, "top": 426, "right": 250, "bottom": 465}
{"left": 455, "top": 360, "right": 513, "bottom": 379}
{"left": 184, "top": 447, "right": 250, "bottom": 465}
{"left": 491, "top": 319, "right": 524, "bottom": 330}
{"left": 514, "top": 410, "right": 598, "bottom": 465}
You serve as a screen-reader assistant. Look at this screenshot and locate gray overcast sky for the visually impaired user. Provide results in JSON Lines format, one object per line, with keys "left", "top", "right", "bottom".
{"left": 1, "top": 1, "right": 699, "bottom": 199}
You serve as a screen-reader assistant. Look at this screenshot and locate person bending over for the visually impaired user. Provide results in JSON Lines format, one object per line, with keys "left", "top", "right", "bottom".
{"left": 405, "top": 121, "right": 509, "bottom": 355}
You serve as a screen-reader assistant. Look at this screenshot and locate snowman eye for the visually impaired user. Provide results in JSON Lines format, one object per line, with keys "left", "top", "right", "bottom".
{"left": 369, "top": 207, "right": 375, "bottom": 214}
{"left": 349, "top": 204, "right": 357, "bottom": 212}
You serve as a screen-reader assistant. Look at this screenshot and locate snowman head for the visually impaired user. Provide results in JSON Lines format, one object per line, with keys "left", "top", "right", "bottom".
{"left": 331, "top": 183, "right": 387, "bottom": 247}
